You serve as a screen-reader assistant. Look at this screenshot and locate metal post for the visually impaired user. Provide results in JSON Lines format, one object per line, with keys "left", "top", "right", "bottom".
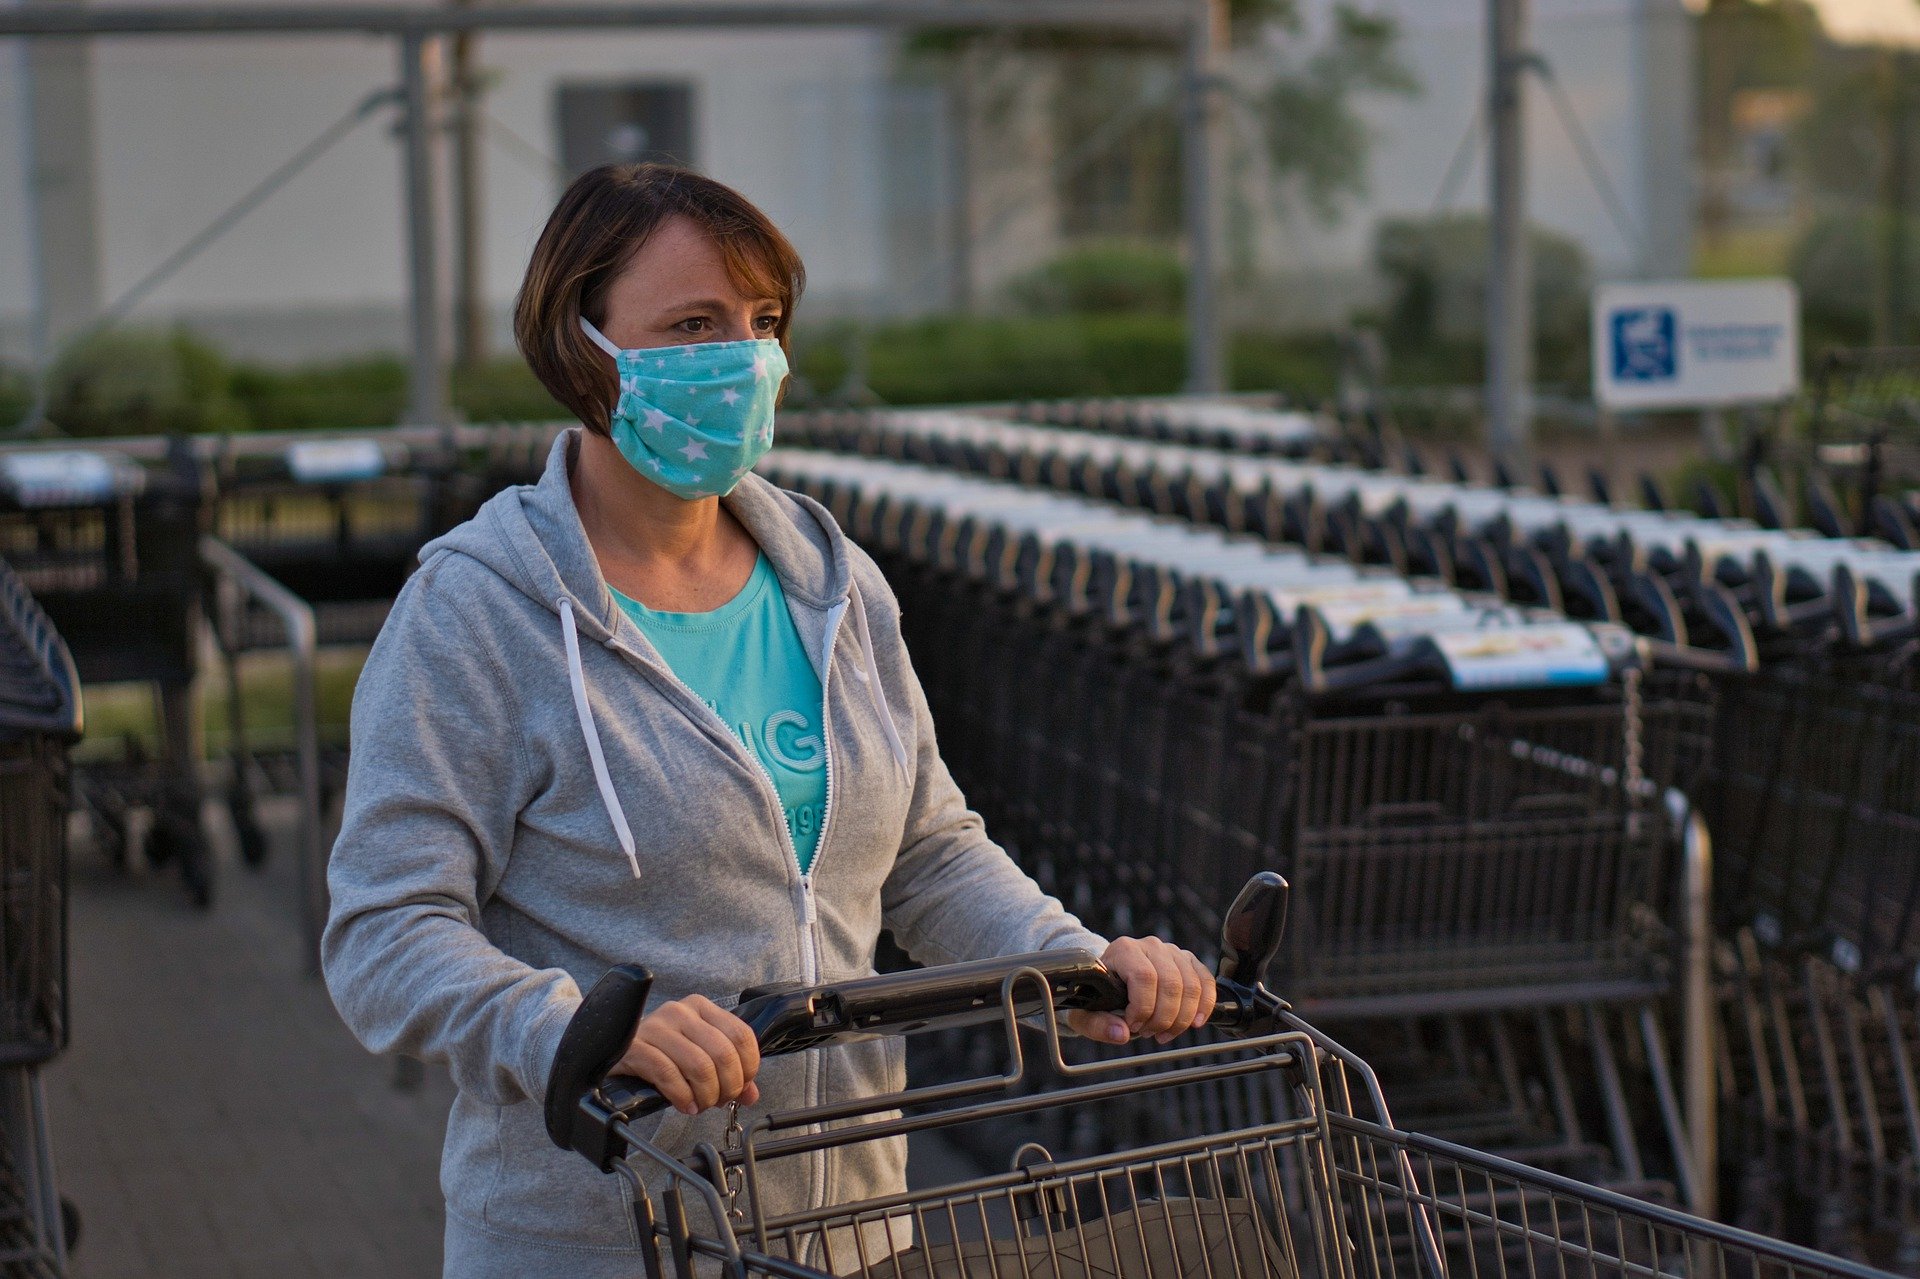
{"left": 1180, "top": 0, "right": 1225, "bottom": 396}
{"left": 1885, "top": 50, "right": 1911, "bottom": 346}
{"left": 450, "top": 8, "right": 488, "bottom": 369}
{"left": 1485, "top": 0, "right": 1531, "bottom": 469}
{"left": 400, "top": 32, "right": 451, "bottom": 425}
{"left": 1680, "top": 807, "right": 1717, "bottom": 1219}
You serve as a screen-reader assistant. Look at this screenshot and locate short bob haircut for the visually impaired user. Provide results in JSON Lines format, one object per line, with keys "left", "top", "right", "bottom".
{"left": 514, "top": 163, "right": 806, "bottom": 435}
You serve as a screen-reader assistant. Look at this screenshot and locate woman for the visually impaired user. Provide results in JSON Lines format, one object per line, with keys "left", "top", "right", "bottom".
{"left": 322, "top": 163, "right": 1216, "bottom": 1278}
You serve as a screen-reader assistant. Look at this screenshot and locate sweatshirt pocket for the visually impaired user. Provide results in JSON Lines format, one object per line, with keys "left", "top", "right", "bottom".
{"left": 480, "top": 1096, "right": 693, "bottom": 1250}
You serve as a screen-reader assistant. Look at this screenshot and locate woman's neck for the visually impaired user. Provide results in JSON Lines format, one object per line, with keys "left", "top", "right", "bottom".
{"left": 569, "top": 428, "right": 756, "bottom": 610}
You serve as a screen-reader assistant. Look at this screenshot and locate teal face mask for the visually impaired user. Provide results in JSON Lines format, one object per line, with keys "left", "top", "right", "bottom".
{"left": 579, "top": 317, "right": 788, "bottom": 500}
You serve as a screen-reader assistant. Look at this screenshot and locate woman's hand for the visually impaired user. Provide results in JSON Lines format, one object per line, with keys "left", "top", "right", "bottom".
{"left": 616, "top": 995, "right": 762, "bottom": 1115}
{"left": 1067, "top": 936, "right": 1218, "bottom": 1046}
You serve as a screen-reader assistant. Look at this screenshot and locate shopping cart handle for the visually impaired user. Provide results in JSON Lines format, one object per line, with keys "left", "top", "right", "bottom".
{"left": 546, "top": 950, "right": 1125, "bottom": 1170}
{"left": 1218, "top": 872, "right": 1288, "bottom": 987}
{"left": 544, "top": 963, "right": 662, "bottom": 1170}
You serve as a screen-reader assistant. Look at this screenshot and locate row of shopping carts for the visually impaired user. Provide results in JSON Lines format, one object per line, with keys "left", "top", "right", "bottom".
{"left": 759, "top": 446, "right": 1719, "bottom": 1221}
{"left": 0, "top": 423, "right": 566, "bottom": 933}
{"left": 781, "top": 395, "right": 1920, "bottom": 1268}
{"left": 0, "top": 559, "right": 81, "bottom": 1276}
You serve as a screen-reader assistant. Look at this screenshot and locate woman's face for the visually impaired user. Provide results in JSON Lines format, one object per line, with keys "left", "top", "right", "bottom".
{"left": 597, "top": 215, "right": 783, "bottom": 352}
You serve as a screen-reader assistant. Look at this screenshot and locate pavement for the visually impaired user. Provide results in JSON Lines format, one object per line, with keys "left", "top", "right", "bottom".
{"left": 41, "top": 793, "right": 984, "bottom": 1279}
{"left": 44, "top": 795, "right": 456, "bottom": 1278}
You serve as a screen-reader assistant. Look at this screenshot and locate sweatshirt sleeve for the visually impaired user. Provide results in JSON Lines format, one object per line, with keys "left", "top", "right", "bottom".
{"left": 856, "top": 553, "right": 1111, "bottom": 967}
{"left": 321, "top": 559, "right": 580, "bottom": 1107}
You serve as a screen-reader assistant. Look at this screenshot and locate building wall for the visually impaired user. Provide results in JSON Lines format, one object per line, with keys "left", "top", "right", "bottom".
{"left": 0, "top": 16, "right": 900, "bottom": 363}
{"left": 1236, "top": 0, "right": 1696, "bottom": 326}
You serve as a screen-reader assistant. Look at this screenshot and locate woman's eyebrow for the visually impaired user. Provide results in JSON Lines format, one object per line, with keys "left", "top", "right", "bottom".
{"left": 657, "top": 297, "right": 782, "bottom": 315}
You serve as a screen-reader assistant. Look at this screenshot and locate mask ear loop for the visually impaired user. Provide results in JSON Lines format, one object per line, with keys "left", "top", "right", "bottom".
{"left": 578, "top": 315, "right": 623, "bottom": 358}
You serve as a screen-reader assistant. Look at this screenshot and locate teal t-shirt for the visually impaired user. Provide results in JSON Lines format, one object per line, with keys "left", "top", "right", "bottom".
{"left": 610, "top": 554, "right": 828, "bottom": 872}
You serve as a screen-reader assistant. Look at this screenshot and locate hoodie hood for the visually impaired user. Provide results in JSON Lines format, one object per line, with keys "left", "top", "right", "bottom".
{"left": 419, "top": 427, "right": 907, "bottom": 881}
{"left": 424, "top": 427, "right": 853, "bottom": 652}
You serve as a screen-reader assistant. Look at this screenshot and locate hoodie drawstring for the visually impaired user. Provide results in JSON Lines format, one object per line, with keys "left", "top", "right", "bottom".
{"left": 848, "top": 579, "right": 911, "bottom": 778}
{"left": 559, "top": 597, "right": 642, "bottom": 879}
{"left": 558, "top": 582, "right": 907, "bottom": 876}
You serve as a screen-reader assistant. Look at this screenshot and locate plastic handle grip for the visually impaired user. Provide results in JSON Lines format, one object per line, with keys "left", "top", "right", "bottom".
{"left": 545, "top": 963, "right": 653, "bottom": 1153}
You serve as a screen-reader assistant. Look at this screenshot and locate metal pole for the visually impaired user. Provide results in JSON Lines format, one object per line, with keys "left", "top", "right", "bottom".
{"left": 400, "top": 32, "right": 450, "bottom": 425}
{"left": 1886, "top": 51, "right": 1911, "bottom": 346}
{"left": 1681, "top": 808, "right": 1717, "bottom": 1219}
{"left": 1485, "top": 0, "right": 1531, "bottom": 468}
{"left": 450, "top": 5, "right": 488, "bottom": 369}
{"left": 1180, "top": 0, "right": 1224, "bottom": 395}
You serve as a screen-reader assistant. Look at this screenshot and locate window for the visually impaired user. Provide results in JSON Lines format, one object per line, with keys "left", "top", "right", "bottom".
{"left": 556, "top": 83, "right": 696, "bottom": 176}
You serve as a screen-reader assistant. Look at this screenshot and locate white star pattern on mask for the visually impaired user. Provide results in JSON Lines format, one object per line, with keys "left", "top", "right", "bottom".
{"left": 641, "top": 408, "right": 670, "bottom": 432}
{"left": 751, "top": 355, "right": 769, "bottom": 380}
{"left": 646, "top": 457, "right": 664, "bottom": 473}
{"left": 720, "top": 387, "right": 741, "bottom": 406}
{"left": 679, "top": 439, "right": 709, "bottom": 461}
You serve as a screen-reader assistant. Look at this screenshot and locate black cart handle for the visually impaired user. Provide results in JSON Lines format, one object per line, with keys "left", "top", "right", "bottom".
{"left": 546, "top": 872, "right": 1291, "bottom": 1170}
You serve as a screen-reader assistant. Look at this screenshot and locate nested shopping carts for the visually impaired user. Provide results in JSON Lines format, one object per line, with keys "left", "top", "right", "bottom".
{"left": 0, "top": 438, "right": 214, "bottom": 904}
{"left": 760, "top": 446, "right": 1716, "bottom": 1211}
{"left": 0, "top": 557, "right": 80, "bottom": 1276}
{"left": 802, "top": 394, "right": 1920, "bottom": 1264}
{"left": 542, "top": 875, "right": 1881, "bottom": 1279}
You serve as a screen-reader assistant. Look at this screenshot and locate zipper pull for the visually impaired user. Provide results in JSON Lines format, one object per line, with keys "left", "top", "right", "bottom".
{"left": 799, "top": 876, "right": 818, "bottom": 928}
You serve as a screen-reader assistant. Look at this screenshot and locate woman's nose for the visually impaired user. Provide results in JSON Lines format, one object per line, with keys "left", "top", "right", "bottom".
{"left": 715, "top": 312, "right": 760, "bottom": 343}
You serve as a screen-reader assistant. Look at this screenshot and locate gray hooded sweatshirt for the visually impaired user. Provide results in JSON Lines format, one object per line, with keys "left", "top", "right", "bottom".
{"left": 322, "top": 428, "right": 1106, "bottom": 1278}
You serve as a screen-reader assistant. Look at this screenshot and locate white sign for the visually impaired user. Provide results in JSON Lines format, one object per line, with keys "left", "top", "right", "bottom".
{"left": 287, "top": 438, "right": 385, "bottom": 484}
{"left": 0, "top": 450, "right": 142, "bottom": 507}
{"left": 1593, "top": 279, "right": 1800, "bottom": 411}
{"left": 1432, "top": 624, "right": 1611, "bottom": 691}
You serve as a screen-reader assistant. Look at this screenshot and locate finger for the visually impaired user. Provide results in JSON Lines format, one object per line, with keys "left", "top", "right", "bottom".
{"left": 703, "top": 1005, "right": 762, "bottom": 1086}
{"left": 1115, "top": 945, "right": 1158, "bottom": 1032}
{"left": 658, "top": 1025, "right": 726, "bottom": 1111}
{"left": 740, "top": 1080, "right": 761, "bottom": 1107}
{"left": 1189, "top": 952, "right": 1218, "bottom": 1029}
{"left": 680, "top": 1015, "right": 747, "bottom": 1106}
{"left": 627, "top": 1040, "right": 697, "bottom": 1115}
{"left": 1067, "top": 1009, "right": 1130, "bottom": 1045}
{"left": 1168, "top": 950, "right": 1206, "bottom": 1039}
{"left": 1144, "top": 943, "right": 1187, "bottom": 1038}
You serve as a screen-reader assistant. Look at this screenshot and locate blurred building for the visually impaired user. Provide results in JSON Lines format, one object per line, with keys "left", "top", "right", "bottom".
{"left": 0, "top": 10, "right": 948, "bottom": 363}
{"left": 0, "top": 0, "right": 1697, "bottom": 365}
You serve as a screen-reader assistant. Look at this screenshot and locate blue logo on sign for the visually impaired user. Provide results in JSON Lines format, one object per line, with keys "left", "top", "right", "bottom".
{"left": 1611, "top": 307, "right": 1677, "bottom": 382}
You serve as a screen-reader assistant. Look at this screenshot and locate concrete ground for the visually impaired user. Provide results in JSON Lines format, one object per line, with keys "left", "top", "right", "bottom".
{"left": 40, "top": 795, "right": 983, "bottom": 1279}
{"left": 44, "top": 796, "right": 456, "bottom": 1278}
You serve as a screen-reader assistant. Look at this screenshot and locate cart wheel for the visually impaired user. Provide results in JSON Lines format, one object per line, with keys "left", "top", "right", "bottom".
{"left": 150, "top": 817, "right": 215, "bottom": 910}
{"left": 92, "top": 808, "right": 130, "bottom": 869}
{"left": 61, "top": 1195, "right": 79, "bottom": 1252}
{"left": 234, "top": 809, "right": 270, "bottom": 869}
{"left": 181, "top": 838, "right": 215, "bottom": 910}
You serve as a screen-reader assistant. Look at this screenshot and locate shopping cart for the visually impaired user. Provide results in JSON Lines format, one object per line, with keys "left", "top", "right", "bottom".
{"left": 0, "top": 436, "right": 213, "bottom": 905}
{"left": 0, "top": 556, "right": 81, "bottom": 1276}
{"left": 545, "top": 874, "right": 1882, "bottom": 1279}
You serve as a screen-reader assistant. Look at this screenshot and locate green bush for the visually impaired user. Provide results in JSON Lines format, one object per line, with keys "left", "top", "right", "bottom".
{"left": 1373, "top": 213, "right": 1591, "bottom": 386}
{"left": 1790, "top": 210, "right": 1920, "bottom": 351}
{"left": 1005, "top": 242, "right": 1187, "bottom": 316}
{"left": 229, "top": 355, "right": 408, "bottom": 431}
{"left": 798, "top": 315, "right": 1335, "bottom": 405}
{"left": 453, "top": 358, "right": 567, "bottom": 423}
{"left": 43, "top": 327, "right": 248, "bottom": 437}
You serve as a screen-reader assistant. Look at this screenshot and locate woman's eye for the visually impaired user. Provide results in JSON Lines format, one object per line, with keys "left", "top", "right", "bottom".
{"left": 679, "top": 317, "right": 710, "bottom": 334}
{"left": 755, "top": 315, "right": 781, "bottom": 331}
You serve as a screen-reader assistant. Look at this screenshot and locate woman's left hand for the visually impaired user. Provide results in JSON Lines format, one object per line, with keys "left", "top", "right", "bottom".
{"left": 1067, "top": 936, "right": 1218, "bottom": 1046}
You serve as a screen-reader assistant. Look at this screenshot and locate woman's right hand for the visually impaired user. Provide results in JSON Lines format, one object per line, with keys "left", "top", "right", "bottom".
{"left": 615, "top": 995, "right": 762, "bottom": 1115}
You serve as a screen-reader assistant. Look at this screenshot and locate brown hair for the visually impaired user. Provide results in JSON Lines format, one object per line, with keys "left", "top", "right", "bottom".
{"left": 513, "top": 163, "right": 806, "bottom": 434}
